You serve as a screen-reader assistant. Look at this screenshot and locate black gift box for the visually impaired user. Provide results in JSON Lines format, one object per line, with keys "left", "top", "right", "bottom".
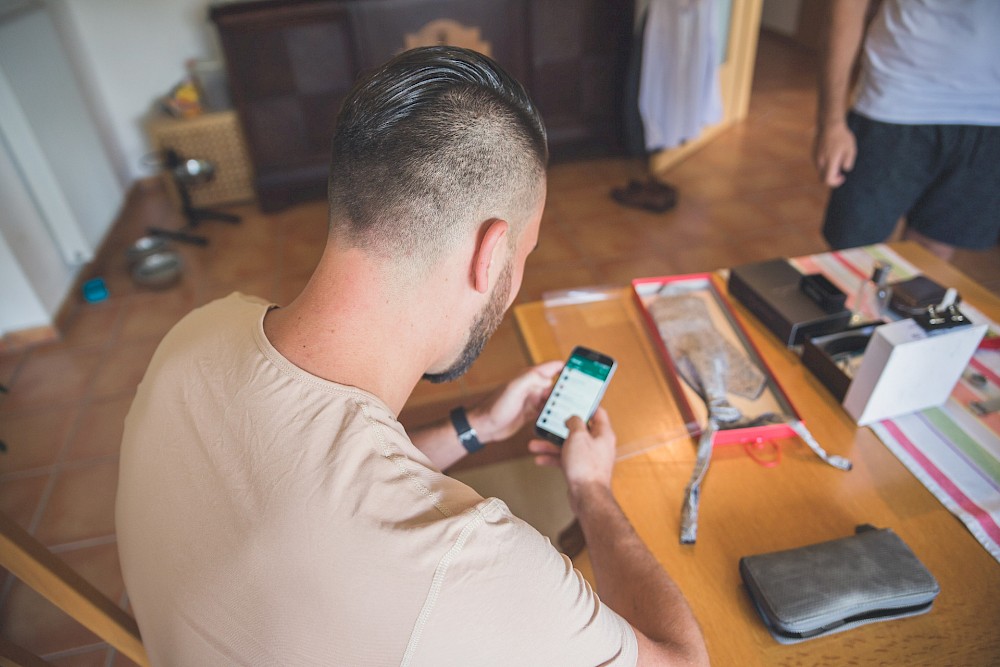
{"left": 728, "top": 259, "right": 853, "bottom": 347}
{"left": 801, "top": 325, "right": 880, "bottom": 401}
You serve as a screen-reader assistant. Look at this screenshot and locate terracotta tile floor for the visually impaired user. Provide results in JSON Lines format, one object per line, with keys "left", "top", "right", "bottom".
{"left": 2, "top": 31, "right": 999, "bottom": 662}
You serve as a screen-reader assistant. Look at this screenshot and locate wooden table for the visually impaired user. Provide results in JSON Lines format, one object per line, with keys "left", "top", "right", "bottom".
{"left": 513, "top": 242, "right": 1000, "bottom": 666}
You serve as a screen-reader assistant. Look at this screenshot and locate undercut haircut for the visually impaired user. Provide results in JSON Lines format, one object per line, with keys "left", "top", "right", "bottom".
{"left": 328, "top": 46, "right": 548, "bottom": 266}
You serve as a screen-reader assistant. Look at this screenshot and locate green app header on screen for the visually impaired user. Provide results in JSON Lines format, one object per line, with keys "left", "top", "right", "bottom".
{"left": 567, "top": 355, "right": 612, "bottom": 381}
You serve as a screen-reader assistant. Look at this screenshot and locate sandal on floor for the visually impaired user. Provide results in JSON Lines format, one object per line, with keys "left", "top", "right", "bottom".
{"left": 611, "top": 178, "right": 678, "bottom": 213}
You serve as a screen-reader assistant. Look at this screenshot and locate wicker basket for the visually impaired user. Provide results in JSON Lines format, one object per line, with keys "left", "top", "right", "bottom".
{"left": 147, "top": 110, "right": 255, "bottom": 207}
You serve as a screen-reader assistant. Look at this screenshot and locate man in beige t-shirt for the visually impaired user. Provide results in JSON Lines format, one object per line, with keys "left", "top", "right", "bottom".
{"left": 117, "top": 47, "right": 708, "bottom": 666}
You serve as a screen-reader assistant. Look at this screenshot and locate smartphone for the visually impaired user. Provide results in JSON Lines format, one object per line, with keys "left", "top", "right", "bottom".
{"left": 534, "top": 346, "right": 617, "bottom": 445}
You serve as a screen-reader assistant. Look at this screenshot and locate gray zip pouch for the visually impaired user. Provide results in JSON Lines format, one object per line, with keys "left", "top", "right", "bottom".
{"left": 739, "top": 526, "right": 940, "bottom": 644}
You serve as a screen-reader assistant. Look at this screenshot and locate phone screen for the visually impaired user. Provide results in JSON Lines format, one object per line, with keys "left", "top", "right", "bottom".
{"left": 535, "top": 346, "right": 617, "bottom": 444}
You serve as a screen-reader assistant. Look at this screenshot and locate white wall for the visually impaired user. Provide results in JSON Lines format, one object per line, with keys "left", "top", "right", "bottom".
{"left": 0, "top": 5, "right": 122, "bottom": 251}
{"left": 0, "top": 2, "right": 123, "bottom": 334}
{"left": 0, "top": 233, "right": 49, "bottom": 334}
{"left": 0, "top": 134, "right": 76, "bottom": 324}
{"left": 50, "top": 0, "right": 221, "bottom": 183}
{"left": 0, "top": 0, "right": 234, "bottom": 335}
{"left": 761, "top": 0, "right": 801, "bottom": 36}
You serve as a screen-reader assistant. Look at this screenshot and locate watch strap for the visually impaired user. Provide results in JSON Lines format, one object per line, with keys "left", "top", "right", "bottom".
{"left": 450, "top": 406, "right": 484, "bottom": 454}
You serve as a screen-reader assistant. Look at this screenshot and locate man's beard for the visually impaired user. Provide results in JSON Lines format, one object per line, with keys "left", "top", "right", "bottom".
{"left": 423, "top": 260, "right": 513, "bottom": 384}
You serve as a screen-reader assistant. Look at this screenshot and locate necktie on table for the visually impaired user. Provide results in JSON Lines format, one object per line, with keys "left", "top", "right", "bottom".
{"left": 651, "top": 290, "right": 850, "bottom": 544}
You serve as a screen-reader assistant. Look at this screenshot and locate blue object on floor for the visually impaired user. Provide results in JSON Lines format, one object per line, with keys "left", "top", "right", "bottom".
{"left": 82, "top": 277, "right": 109, "bottom": 303}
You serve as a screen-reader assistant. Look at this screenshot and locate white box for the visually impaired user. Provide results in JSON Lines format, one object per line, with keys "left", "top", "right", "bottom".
{"left": 843, "top": 318, "right": 987, "bottom": 426}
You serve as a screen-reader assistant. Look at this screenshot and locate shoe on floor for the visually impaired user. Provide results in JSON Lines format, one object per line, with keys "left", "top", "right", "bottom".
{"left": 611, "top": 178, "right": 678, "bottom": 213}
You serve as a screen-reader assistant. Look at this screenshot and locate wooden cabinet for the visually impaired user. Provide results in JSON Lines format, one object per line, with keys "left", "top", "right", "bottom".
{"left": 211, "top": 1, "right": 357, "bottom": 211}
{"left": 211, "top": 0, "right": 632, "bottom": 211}
{"left": 529, "top": 0, "right": 632, "bottom": 151}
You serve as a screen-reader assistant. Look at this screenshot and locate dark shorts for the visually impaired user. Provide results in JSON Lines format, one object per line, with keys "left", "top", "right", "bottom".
{"left": 822, "top": 111, "right": 1000, "bottom": 250}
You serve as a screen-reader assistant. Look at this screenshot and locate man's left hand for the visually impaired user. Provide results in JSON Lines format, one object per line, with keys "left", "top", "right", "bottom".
{"left": 468, "top": 361, "right": 563, "bottom": 444}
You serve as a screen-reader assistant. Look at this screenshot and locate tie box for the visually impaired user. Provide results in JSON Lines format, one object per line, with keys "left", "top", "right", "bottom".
{"left": 632, "top": 273, "right": 800, "bottom": 446}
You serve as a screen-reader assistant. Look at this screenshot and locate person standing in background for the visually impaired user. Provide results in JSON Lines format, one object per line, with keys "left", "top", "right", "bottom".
{"left": 814, "top": 0, "right": 1000, "bottom": 260}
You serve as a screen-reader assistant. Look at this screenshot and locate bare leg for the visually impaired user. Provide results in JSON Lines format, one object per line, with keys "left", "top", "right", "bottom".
{"left": 903, "top": 227, "right": 955, "bottom": 262}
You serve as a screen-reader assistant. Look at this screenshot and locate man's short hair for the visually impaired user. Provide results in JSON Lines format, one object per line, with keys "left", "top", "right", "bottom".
{"left": 328, "top": 46, "right": 548, "bottom": 265}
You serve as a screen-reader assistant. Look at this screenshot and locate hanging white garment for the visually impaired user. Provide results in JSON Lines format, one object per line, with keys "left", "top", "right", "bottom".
{"left": 639, "top": 0, "right": 723, "bottom": 152}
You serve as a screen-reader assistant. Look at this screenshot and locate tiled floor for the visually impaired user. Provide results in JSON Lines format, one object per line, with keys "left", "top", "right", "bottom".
{"left": 2, "top": 31, "right": 999, "bottom": 663}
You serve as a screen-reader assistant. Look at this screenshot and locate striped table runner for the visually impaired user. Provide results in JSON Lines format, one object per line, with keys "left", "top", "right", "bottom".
{"left": 791, "top": 245, "right": 1000, "bottom": 565}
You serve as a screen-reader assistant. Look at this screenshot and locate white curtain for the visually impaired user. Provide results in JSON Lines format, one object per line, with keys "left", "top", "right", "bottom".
{"left": 639, "top": 0, "right": 724, "bottom": 152}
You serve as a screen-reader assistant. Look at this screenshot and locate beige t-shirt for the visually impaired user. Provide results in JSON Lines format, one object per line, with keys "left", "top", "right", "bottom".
{"left": 117, "top": 293, "right": 638, "bottom": 666}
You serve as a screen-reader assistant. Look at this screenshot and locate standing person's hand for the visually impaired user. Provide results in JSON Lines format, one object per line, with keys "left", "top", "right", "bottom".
{"left": 814, "top": 121, "right": 857, "bottom": 188}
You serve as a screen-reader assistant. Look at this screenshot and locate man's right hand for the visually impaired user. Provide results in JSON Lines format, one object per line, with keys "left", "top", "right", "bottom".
{"left": 530, "top": 407, "right": 710, "bottom": 666}
{"left": 814, "top": 120, "right": 857, "bottom": 187}
{"left": 528, "top": 407, "right": 617, "bottom": 507}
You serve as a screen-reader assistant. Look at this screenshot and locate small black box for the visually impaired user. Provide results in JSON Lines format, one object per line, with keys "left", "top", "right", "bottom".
{"left": 728, "top": 259, "right": 853, "bottom": 347}
{"left": 799, "top": 273, "right": 848, "bottom": 313}
{"left": 889, "top": 275, "right": 957, "bottom": 317}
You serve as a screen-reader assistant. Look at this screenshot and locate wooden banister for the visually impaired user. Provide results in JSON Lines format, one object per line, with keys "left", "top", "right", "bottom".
{"left": 0, "top": 513, "right": 149, "bottom": 666}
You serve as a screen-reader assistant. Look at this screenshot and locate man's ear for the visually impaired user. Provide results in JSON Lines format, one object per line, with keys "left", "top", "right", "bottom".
{"left": 472, "top": 219, "right": 509, "bottom": 294}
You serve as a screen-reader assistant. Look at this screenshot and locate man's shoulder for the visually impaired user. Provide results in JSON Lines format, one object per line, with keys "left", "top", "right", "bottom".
{"left": 155, "top": 292, "right": 268, "bottom": 357}
{"left": 184, "top": 291, "right": 271, "bottom": 325}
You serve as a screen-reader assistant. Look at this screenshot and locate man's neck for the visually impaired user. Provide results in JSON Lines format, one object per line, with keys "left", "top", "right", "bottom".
{"left": 262, "top": 246, "right": 448, "bottom": 415}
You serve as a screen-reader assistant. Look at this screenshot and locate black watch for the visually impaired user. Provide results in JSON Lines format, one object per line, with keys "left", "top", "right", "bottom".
{"left": 450, "top": 406, "right": 485, "bottom": 454}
